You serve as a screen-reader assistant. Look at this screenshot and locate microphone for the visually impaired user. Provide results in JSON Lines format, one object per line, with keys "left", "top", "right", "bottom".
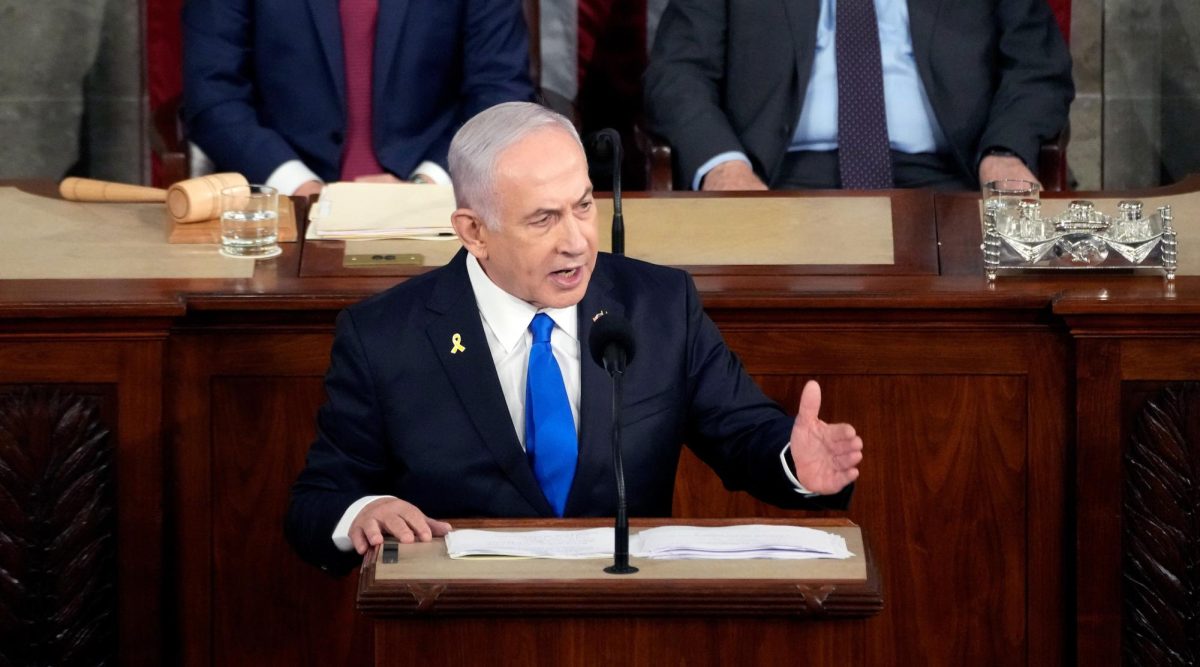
{"left": 590, "top": 129, "right": 625, "bottom": 256}
{"left": 588, "top": 310, "right": 636, "bottom": 375}
{"left": 588, "top": 312, "right": 638, "bottom": 575}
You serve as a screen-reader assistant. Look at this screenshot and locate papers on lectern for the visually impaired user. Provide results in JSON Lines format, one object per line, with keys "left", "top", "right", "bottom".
{"left": 444, "top": 525, "right": 853, "bottom": 560}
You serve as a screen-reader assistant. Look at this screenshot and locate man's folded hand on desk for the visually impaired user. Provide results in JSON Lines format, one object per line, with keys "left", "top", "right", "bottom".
{"left": 350, "top": 497, "right": 453, "bottom": 554}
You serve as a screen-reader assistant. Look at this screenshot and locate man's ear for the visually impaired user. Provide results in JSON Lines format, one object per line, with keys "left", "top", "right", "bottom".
{"left": 451, "top": 208, "right": 488, "bottom": 260}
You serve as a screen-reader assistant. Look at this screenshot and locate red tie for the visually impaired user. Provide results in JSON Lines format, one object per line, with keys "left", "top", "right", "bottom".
{"left": 339, "top": 0, "right": 384, "bottom": 180}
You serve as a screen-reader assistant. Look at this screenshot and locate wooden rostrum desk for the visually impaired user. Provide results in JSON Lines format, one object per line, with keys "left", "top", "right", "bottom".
{"left": 357, "top": 518, "right": 880, "bottom": 666}
{"left": 2, "top": 180, "right": 1198, "bottom": 666}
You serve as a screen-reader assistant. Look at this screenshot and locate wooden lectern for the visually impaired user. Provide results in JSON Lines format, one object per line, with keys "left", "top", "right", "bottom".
{"left": 358, "top": 518, "right": 881, "bottom": 666}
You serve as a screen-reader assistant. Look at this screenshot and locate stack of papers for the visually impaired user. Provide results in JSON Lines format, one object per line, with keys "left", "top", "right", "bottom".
{"left": 444, "top": 525, "right": 853, "bottom": 560}
{"left": 306, "top": 182, "right": 457, "bottom": 240}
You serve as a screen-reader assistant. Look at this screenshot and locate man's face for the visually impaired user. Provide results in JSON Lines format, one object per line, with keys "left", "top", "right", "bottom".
{"left": 471, "top": 127, "right": 598, "bottom": 309}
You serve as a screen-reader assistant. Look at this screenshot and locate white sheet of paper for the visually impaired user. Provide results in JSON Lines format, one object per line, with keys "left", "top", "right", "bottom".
{"left": 444, "top": 525, "right": 853, "bottom": 560}
{"left": 445, "top": 528, "right": 614, "bottom": 559}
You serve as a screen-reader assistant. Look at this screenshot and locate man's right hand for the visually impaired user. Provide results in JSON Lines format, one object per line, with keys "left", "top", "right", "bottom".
{"left": 701, "top": 160, "right": 768, "bottom": 191}
{"left": 294, "top": 180, "right": 324, "bottom": 198}
{"left": 348, "top": 497, "right": 452, "bottom": 554}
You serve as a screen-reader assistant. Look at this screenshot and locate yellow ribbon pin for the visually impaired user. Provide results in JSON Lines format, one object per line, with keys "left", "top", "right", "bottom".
{"left": 450, "top": 333, "right": 466, "bottom": 354}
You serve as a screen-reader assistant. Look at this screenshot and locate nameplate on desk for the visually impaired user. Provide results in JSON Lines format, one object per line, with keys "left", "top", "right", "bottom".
{"left": 344, "top": 252, "right": 425, "bottom": 267}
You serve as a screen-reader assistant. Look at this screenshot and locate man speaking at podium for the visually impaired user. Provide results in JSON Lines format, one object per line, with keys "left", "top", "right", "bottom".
{"left": 286, "top": 102, "right": 864, "bottom": 573}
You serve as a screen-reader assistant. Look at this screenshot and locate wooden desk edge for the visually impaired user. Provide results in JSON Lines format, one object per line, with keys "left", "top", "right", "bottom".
{"left": 356, "top": 518, "right": 882, "bottom": 619}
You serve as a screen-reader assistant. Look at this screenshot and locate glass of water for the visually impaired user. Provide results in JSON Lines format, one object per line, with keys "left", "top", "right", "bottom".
{"left": 220, "top": 184, "right": 281, "bottom": 259}
{"left": 982, "top": 179, "right": 1040, "bottom": 239}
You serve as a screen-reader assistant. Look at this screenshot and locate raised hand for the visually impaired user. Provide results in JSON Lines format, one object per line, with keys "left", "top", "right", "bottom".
{"left": 788, "top": 380, "right": 863, "bottom": 495}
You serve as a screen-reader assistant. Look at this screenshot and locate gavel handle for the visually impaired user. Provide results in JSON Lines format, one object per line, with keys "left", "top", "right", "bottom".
{"left": 59, "top": 177, "right": 168, "bottom": 203}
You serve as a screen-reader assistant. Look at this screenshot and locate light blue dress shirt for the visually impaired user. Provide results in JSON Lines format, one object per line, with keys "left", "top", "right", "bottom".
{"left": 694, "top": 0, "right": 949, "bottom": 189}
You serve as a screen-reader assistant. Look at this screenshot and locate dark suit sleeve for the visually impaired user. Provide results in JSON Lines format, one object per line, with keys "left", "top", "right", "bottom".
{"left": 458, "top": 0, "right": 535, "bottom": 119}
{"left": 285, "top": 309, "right": 397, "bottom": 574}
{"left": 395, "top": 0, "right": 533, "bottom": 172}
{"left": 182, "top": 0, "right": 305, "bottom": 184}
{"left": 679, "top": 275, "right": 851, "bottom": 510}
{"left": 975, "top": 0, "right": 1074, "bottom": 170}
{"left": 644, "top": 0, "right": 748, "bottom": 189}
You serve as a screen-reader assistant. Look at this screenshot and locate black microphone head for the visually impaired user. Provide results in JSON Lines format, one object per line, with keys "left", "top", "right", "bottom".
{"left": 588, "top": 128, "right": 623, "bottom": 161}
{"left": 588, "top": 312, "right": 636, "bottom": 371}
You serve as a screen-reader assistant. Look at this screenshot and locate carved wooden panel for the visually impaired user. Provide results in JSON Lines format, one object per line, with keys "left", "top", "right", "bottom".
{"left": 1124, "top": 382, "right": 1200, "bottom": 666}
{"left": 0, "top": 386, "right": 116, "bottom": 666}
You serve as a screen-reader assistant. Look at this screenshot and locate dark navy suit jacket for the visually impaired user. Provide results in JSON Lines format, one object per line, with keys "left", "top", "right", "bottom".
{"left": 286, "top": 250, "right": 851, "bottom": 572}
{"left": 182, "top": 0, "right": 534, "bottom": 184}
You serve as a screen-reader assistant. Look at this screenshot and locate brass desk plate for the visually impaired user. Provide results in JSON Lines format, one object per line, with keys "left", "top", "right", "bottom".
{"left": 344, "top": 252, "right": 425, "bottom": 267}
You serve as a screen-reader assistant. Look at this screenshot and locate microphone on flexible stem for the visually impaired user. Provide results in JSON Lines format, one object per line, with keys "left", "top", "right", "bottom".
{"left": 591, "top": 128, "right": 625, "bottom": 256}
{"left": 588, "top": 312, "right": 638, "bottom": 575}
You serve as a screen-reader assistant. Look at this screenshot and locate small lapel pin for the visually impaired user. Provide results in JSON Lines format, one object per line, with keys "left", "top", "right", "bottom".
{"left": 450, "top": 333, "right": 466, "bottom": 354}
{"left": 592, "top": 309, "right": 608, "bottom": 323}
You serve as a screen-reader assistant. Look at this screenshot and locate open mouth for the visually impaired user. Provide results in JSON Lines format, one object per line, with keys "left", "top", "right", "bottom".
{"left": 550, "top": 266, "right": 583, "bottom": 287}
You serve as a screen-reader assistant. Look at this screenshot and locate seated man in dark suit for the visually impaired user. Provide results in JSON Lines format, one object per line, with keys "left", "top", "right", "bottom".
{"left": 644, "top": 0, "right": 1074, "bottom": 191}
{"left": 182, "top": 0, "right": 534, "bottom": 197}
{"left": 285, "top": 102, "right": 864, "bottom": 573}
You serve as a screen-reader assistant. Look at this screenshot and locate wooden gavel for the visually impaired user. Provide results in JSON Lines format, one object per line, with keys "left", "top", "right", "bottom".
{"left": 59, "top": 173, "right": 249, "bottom": 223}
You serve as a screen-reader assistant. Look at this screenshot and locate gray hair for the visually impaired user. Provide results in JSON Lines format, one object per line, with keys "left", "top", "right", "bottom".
{"left": 448, "top": 101, "right": 582, "bottom": 230}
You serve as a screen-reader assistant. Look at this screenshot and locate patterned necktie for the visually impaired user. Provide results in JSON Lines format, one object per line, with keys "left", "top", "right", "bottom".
{"left": 524, "top": 313, "right": 578, "bottom": 516}
{"left": 836, "top": 0, "right": 893, "bottom": 189}
{"left": 339, "top": 0, "right": 384, "bottom": 180}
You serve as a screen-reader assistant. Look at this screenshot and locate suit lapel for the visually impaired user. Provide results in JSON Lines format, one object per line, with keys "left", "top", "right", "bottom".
{"left": 306, "top": 0, "right": 347, "bottom": 105}
{"left": 373, "top": 0, "right": 411, "bottom": 110}
{"left": 781, "top": 0, "right": 822, "bottom": 101}
{"left": 564, "top": 260, "right": 625, "bottom": 516}
{"left": 906, "top": 0, "right": 943, "bottom": 80}
{"left": 426, "top": 251, "right": 553, "bottom": 516}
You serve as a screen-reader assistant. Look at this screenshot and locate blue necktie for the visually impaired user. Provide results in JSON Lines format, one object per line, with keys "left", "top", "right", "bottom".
{"left": 525, "top": 313, "right": 577, "bottom": 516}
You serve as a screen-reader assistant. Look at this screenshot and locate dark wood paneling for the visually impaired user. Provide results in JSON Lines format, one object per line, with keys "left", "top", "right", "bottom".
{"left": 169, "top": 333, "right": 372, "bottom": 667}
{"left": 1074, "top": 338, "right": 1130, "bottom": 664}
{"left": 666, "top": 319, "right": 1071, "bottom": 667}
{"left": 676, "top": 375, "right": 1031, "bottom": 667}
{"left": 376, "top": 616, "right": 864, "bottom": 666}
{"left": 211, "top": 376, "right": 371, "bottom": 667}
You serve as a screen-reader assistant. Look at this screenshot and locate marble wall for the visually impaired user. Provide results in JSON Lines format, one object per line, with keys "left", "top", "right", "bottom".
{"left": 0, "top": 0, "right": 144, "bottom": 183}
{"left": 1072, "top": 0, "right": 1200, "bottom": 189}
